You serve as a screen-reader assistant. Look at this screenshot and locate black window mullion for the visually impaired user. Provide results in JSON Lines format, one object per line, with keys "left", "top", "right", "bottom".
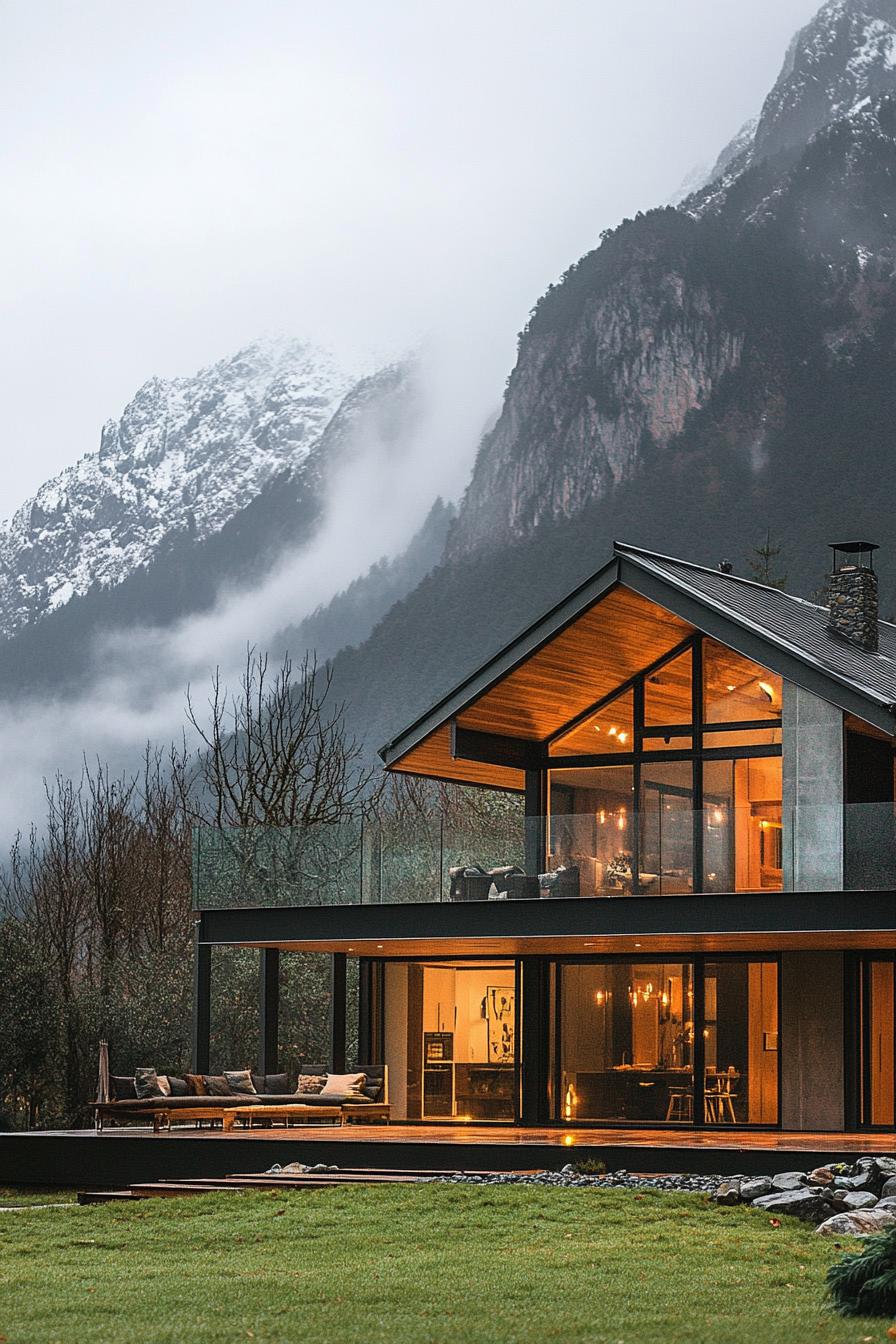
{"left": 633, "top": 678, "right": 644, "bottom": 895}
{"left": 693, "top": 957, "right": 706, "bottom": 1128}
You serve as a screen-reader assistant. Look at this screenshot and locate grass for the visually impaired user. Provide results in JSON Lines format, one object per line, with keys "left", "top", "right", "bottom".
{"left": 0, "top": 1184, "right": 891, "bottom": 1343}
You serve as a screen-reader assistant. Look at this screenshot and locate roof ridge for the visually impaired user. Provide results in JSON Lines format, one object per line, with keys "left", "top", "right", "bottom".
{"left": 613, "top": 539, "right": 829, "bottom": 609}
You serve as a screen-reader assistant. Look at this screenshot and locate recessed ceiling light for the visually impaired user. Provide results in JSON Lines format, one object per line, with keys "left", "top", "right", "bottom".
{"left": 377, "top": 944, "right": 383, "bottom": 949}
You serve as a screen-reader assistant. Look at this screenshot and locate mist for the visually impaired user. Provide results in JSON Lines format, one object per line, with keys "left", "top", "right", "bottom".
{"left": 0, "top": 0, "right": 826, "bottom": 838}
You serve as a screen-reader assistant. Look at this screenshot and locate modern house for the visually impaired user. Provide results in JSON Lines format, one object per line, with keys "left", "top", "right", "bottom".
{"left": 193, "top": 540, "right": 896, "bottom": 1144}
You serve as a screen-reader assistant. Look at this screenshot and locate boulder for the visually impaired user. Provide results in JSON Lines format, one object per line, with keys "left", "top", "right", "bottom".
{"left": 770, "top": 1171, "right": 807, "bottom": 1192}
{"left": 753, "top": 1188, "right": 828, "bottom": 1223}
{"left": 882, "top": 1177, "right": 896, "bottom": 1199}
{"left": 807, "top": 1166, "right": 834, "bottom": 1185}
{"left": 740, "top": 1176, "right": 773, "bottom": 1201}
{"left": 817, "top": 1208, "right": 896, "bottom": 1238}
{"left": 713, "top": 1180, "right": 741, "bottom": 1206}
{"left": 874, "top": 1195, "right": 896, "bottom": 1211}
{"left": 875, "top": 1159, "right": 896, "bottom": 1181}
{"left": 836, "top": 1191, "right": 879, "bottom": 1212}
{"left": 833, "top": 1169, "right": 880, "bottom": 1194}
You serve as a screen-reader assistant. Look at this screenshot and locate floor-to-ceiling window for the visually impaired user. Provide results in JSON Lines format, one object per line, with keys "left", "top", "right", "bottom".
{"left": 382, "top": 960, "right": 517, "bottom": 1122}
{"left": 546, "top": 636, "right": 783, "bottom": 896}
{"left": 554, "top": 957, "right": 779, "bottom": 1126}
{"left": 857, "top": 957, "right": 895, "bottom": 1128}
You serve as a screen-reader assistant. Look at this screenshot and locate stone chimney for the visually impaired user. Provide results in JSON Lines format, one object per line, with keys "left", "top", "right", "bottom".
{"left": 827, "top": 542, "right": 879, "bottom": 653}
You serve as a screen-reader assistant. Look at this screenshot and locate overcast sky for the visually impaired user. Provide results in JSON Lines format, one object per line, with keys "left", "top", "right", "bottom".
{"left": 0, "top": 0, "right": 820, "bottom": 520}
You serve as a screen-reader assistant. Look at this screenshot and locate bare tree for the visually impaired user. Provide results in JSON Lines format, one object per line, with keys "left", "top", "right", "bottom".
{"left": 186, "top": 647, "right": 377, "bottom": 827}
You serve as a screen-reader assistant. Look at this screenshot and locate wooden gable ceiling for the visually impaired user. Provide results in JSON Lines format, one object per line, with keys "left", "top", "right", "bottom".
{"left": 457, "top": 587, "right": 693, "bottom": 740}
{"left": 387, "top": 586, "right": 695, "bottom": 788}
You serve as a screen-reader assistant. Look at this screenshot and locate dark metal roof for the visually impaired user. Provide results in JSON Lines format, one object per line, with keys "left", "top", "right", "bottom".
{"left": 616, "top": 543, "right": 896, "bottom": 712}
{"left": 380, "top": 541, "right": 896, "bottom": 767}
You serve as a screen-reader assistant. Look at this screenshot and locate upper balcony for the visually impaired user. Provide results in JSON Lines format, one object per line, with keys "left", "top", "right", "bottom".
{"left": 192, "top": 801, "right": 896, "bottom": 910}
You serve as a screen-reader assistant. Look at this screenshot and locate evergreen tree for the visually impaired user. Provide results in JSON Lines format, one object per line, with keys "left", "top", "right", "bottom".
{"left": 747, "top": 530, "right": 788, "bottom": 590}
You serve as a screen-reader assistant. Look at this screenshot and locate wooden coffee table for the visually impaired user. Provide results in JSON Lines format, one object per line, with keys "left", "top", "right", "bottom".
{"left": 226, "top": 1104, "right": 343, "bottom": 1131}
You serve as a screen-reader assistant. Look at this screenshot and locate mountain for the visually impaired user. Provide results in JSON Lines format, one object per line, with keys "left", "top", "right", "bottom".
{"left": 707, "top": 0, "right": 896, "bottom": 192}
{"left": 321, "top": 0, "right": 896, "bottom": 757}
{"left": 445, "top": 2, "right": 896, "bottom": 564}
{"left": 0, "top": 358, "right": 425, "bottom": 697}
{"left": 0, "top": 338, "right": 354, "bottom": 639}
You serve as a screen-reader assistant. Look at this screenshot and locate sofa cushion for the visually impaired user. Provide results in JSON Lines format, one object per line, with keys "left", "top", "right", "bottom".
{"left": 134, "top": 1068, "right": 170, "bottom": 1099}
{"left": 296, "top": 1074, "right": 327, "bottom": 1095}
{"left": 203, "top": 1074, "right": 233, "bottom": 1097}
{"left": 167, "top": 1076, "right": 189, "bottom": 1097}
{"left": 185, "top": 1073, "right": 208, "bottom": 1095}
{"left": 110, "top": 1075, "right": 137, "bottom": 1101}
{"left": 224, "top": 1069, "right": 256, "bottom": 1096}
{"left": 262, "top": 1073, "right": 290, "bottom": 1095}
{"left": 320, "top": 1072, "right": 367, "bottom": 1100}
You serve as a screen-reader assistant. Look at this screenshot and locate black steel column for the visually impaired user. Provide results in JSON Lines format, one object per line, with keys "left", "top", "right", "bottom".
{"left": 330, "top": 952, "right": 347, "bottom": 1072}
{"left": 257, "top": 948, "right": 280, "bottom": 1076}
{"left": 192, "top": 930, "right": 211, "bottom": 1074}
{"left": 519, "top": 957, "right": 550, "bottom": 1125}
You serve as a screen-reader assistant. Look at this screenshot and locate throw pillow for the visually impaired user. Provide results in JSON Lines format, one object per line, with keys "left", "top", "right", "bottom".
{"left": 224, "top": 1069, "right": 256, "bottom": 1096}
{"left": 134, "top": 1067, "right": 170, "bottom": 1100}
{"left": 263, "top": 1073, "right": 290, "bottom": 1095}
{"left": 110, "top": 1075, "right": 137, "bottom": 1101}
{"left": 296, "top": 1074, "right": 327, "bottom": 1095}
{"left": 167, "top": 1076, "right": 189, "bottom": 1097}
{"left": 203, "top": 1074, "right": 232, "bottom": 1097}
{"left": 319, "top": 1072, "right": 367, "bottom": 1100}
{"left": 185, "top": 1074, "right": 208, "bottom": 1095}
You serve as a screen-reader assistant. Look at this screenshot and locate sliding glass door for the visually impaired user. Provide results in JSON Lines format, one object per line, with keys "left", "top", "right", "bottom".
{"left": 555, "top": 957, "right": 779, "bottom": 1127}
{"left": 382, "top": 960, "right": 518, "bottom": 1123}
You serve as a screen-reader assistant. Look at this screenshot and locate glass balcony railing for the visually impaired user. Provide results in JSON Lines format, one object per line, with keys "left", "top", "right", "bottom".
{"left": 191, "top": 802, "right": 896, "bottom": 910}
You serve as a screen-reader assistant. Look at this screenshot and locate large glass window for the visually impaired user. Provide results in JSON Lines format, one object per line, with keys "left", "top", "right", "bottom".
{"left": 556, "top": 957, "right": 779, "bottom": 1127}
{"left": 639, "top": 762, "right": 694, "bottom": 895}
{"left": 559, "top": 962, "right": 695, "bottom": 1123}
{"left": 546, "top": 636, "right": 783, "bottom": 896}
{"left": 703, "top": 640, "right": 782, "bottom": 724}
{"left": 382, "top": 960, "right": 516, "bottom": 1122}
{"left": 548, "top": 767, "right": 634, "bottom": 897}
{"left": 703, "top": 758, "right": 783, "bottom": 892}
{"left": 704, "top": 960, "right": 778, "bottom": 1125}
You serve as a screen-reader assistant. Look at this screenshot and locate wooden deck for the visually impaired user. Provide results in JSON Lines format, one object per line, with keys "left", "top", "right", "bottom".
{"left": 3, "top": 1121, "right": 894, "bottom": 1188}
{"left": 68, "top": 1122, "right": 896, "bottom": 1153}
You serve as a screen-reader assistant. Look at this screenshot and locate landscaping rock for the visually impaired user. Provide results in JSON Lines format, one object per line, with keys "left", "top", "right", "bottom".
{"left": 816, "top": 1208, "right": 896, "bottom": 1238}
{"left": 713, "top": 1180, "right": 741, "bottom": 1206}
{"left": 807, "top": 1166, "right": 834, "bottom": 1185}
{"left": 833, "top": 1170, "right": 880, "bottom": 1194}
{"left": 770, "top": 1171, "right": 806, "bottom": 1192}
{"left": 752, "top": 1189, "right": 828, "bottom": 1222}
{"left": 836, "top": 1191, "right": 879, "bottom": 1212}
{"left": 740, "top": 1176, "right": 773, "bottom": 1201}
{"left": 875, "top": 1157, "right": 896, "bottom": 1179}
{"left": 881, "top": 1176, "right": 896, "bottom": 1198}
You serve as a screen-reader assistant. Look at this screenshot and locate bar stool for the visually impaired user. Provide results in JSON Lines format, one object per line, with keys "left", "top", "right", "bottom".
{"left": 665, "top": 1085, "right": 693, "bottom": 1121}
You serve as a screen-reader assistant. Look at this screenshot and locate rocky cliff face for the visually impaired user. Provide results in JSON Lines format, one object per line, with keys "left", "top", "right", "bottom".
{"left": 447, "top": 0, "right": 896, "bottom": 561}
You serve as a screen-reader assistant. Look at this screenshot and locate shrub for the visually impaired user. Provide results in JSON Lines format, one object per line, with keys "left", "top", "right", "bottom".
{"left": 827, "top": 1224, "right": 896, "bottom": 1317}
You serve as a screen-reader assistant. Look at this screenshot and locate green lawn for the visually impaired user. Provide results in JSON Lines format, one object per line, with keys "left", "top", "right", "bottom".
{"left": 0, "top": 1185, "right": 890, "bottom": 1344}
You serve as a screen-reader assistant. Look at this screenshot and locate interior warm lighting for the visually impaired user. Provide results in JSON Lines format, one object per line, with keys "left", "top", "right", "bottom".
{"left": 617, "top": 731, "right": 629, "bottom": 744}
{"left": 617, "top": 815, "right": 626, "bottom": 830}
{"left": 563, "top": 1134, "right": 575, "bottom": 1146}
{"left": 758, "top": 681, "right": 776, "bottom": 702}
{"left": 711, "top": 807, "right": 724, "bottom": 825}
{"left": 598, "top": 809, "right": 606, "bottom": 824}
{"left": 564, "top": 1084, "right": 577, "bottom": 1119}
{"left": 726, "top": 684, "right": 736, "bottom": 692}
{"left": 608, "top": 726, "right": 618, "bottom": 737}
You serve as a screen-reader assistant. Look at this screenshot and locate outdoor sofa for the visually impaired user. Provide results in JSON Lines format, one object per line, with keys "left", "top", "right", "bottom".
{"left": 95, "top": 1064, "right": 389, "bottom": 1131}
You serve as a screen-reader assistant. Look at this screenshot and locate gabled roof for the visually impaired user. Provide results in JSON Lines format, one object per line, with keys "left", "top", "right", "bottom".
{"left": 380, "top": 541, "right": 896, "bottom": 782}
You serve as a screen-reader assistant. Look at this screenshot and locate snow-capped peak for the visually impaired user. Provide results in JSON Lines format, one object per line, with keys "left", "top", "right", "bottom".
{"left": 0, "top": 338, "right": 355, "bottom": 635}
